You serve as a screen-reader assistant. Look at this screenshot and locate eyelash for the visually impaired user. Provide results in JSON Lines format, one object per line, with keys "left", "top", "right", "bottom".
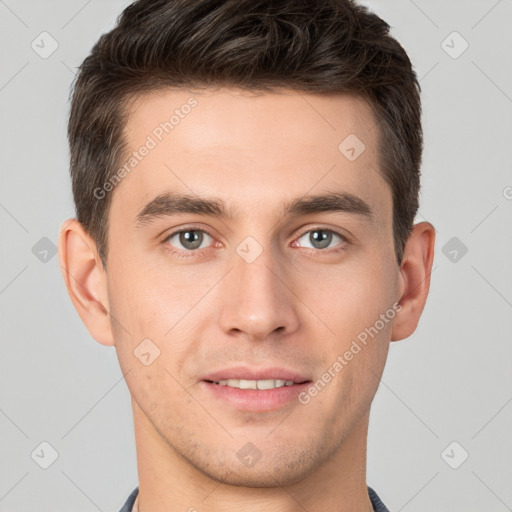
{"left": 162, "top": 226, "right": 217, "bottom": 259}
{"left": 161, "top": 225, "right": 348, "bottom": 258}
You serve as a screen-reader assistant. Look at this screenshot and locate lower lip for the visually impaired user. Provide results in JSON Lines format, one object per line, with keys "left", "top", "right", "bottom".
{"left": 202, "top": 381, "right": 311, "bottom": 412}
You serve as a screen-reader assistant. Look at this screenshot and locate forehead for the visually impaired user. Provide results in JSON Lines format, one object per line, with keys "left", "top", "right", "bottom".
{"left": 111, "top": 87, "right": 391, "bottom": 227}
{"left": 124, "top": 87, "right": 377, "bottom": 157}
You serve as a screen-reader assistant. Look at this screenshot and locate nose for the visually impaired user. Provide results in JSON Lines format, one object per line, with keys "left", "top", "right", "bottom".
{"left": 217, "top": 243, "right": 300, "bottom": 342}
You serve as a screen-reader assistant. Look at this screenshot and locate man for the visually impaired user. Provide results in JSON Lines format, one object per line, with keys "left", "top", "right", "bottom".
{"left": 58, "top": 0, "right": 435, "bottom": 510}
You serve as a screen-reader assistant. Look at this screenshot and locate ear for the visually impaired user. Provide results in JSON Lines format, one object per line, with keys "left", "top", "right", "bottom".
{"left": 58, "top": 218, "right": 114, "bottom": 346}
{"left": 391, "top": 221, "right": 435, "bottom": 342}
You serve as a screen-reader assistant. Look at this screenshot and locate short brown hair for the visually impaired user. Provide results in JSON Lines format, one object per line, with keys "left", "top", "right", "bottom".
{"left": 68, "top": 0, "right": 422, "bottom": 267}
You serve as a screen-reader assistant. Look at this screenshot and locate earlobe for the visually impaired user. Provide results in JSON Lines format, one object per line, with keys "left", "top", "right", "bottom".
{"left": 58, "top": 218, "right": 115, "bottom": 346}
{"left": 391, "top": 221, "right": 436, "bottom": 342}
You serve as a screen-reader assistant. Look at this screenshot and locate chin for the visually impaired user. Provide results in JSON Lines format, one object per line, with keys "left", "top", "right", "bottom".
{"left": 187, "top": 444, "right": 323, "bottom": 489}
{"left": 200, "top": 464, "right": 311, "bottom": 488}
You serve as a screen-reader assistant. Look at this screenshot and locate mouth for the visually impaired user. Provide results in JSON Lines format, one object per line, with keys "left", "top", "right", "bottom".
{"left": 201, "top": 367, "right": 312, "bottom": 412}
{"left": 206, "top": 378, "right": 307, "bottom": 389}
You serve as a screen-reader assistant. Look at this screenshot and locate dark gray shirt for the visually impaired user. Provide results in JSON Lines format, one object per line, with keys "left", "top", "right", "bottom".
{"left": 119, "top": 485, "right": 390, "bottom": 511}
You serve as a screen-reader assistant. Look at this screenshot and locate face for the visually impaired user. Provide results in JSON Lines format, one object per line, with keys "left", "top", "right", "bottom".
{"left": 105, "top": 88, "right": 401, "bottom": 486}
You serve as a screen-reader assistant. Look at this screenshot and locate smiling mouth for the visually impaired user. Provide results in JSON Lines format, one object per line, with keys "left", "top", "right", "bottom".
{"left": 205, "top": 378, "right": 309, "bottom": 390}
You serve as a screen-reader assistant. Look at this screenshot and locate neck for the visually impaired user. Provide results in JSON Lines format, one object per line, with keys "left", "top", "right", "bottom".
{"left": 132, "top": 398, "right": 373, "bottom": 512}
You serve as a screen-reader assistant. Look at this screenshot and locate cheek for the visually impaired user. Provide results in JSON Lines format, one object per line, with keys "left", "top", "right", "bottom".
{"left": 296, "top": 254, "right": 398, "bottom": 343}
{"left": 305, "top": 262, "right": 396, "bottom": 425}
{"left": 107, "top": 254, "right": 193, "bottom": 335}
{"left": 107, "top": 260, "right": 212, "bottom": 384}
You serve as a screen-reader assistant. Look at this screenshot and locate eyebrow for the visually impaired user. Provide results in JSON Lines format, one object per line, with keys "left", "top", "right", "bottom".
{"left": 135, "top": 190, "right": 373, "bottom": 227}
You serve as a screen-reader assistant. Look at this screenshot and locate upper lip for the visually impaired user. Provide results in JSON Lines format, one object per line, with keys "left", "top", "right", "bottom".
{"left": 202, "top": 366, "right": 311, "bottom": 383}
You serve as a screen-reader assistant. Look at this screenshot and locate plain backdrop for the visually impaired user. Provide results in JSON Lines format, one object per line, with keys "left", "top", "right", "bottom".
{"left": 1, "top": 1, "right": 511, "bottom": 511}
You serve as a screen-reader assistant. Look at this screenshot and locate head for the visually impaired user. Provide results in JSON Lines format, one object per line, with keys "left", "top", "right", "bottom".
{"left": 59, "top": 0, "right": 434, "bottom": 489}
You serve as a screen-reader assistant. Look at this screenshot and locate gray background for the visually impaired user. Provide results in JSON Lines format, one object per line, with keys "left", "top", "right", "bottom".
{"left": 1, "top": 0, "right": 511, "bottom": 511}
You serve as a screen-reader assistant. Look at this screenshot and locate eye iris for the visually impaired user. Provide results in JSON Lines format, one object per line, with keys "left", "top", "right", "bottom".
{"left": 180, "top": 230, "right": 203, "bottom": 250}
{"left": 310, "top": 230, "right": 332, "bottom": 249}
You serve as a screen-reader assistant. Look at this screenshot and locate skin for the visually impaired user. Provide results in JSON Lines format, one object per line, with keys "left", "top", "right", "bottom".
{"left": 58, "top": 88, "right": 435, "bottom": 512}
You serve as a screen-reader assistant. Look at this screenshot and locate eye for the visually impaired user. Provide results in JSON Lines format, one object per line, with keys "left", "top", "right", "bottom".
{"left": 164, "top": 229, "right": 214, "bottom": 251}
{"left": 293, "top": 228, "right": 346, "bottom": 251}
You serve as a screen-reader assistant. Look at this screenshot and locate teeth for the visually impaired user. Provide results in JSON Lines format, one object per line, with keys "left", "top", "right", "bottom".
{"left": 215, "top": 379, "right": 296, "bottom": 389}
